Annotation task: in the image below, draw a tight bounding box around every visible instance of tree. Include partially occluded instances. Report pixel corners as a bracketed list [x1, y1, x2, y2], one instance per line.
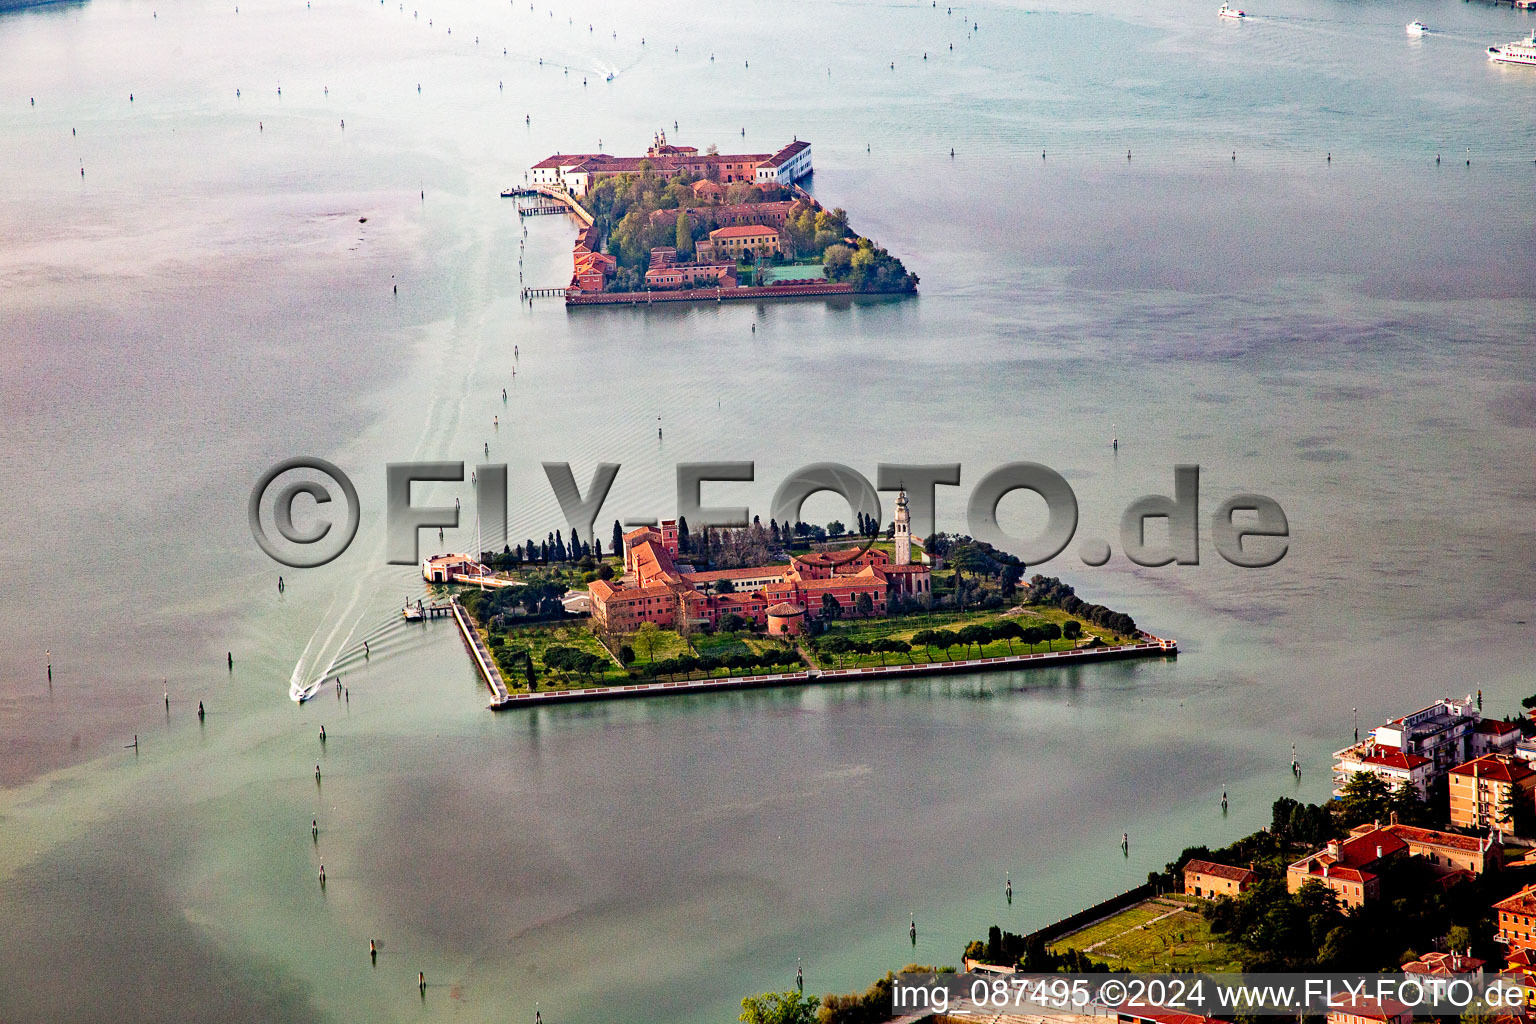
[821, 593, 842, 620]
[633, 621, 663, 663]
[675, 210, 694, 257]
[612, 520, 624, 560]
[618, 644, 636, 668]
[823, 243, 853, 281]
[677, 516, 691, 553]
[1338, 772, 1394, 828]
[855, 592, 874, 617]
[1039, 622, 1062, 651]
[1062, 620, 1082, 643]
[715, 578, 737, 594]
[1500, 784, 1536, 837]
[957, 623, 992, 658]
[739, 990, 820, 1024]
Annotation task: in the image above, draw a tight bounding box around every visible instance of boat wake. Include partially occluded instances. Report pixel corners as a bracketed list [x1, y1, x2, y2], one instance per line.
[288, 579, 372, 702]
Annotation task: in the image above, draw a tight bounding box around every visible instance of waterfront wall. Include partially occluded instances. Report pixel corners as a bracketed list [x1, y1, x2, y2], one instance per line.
[1026, 883, 1156, 946]
[566, 281, 855, 305]
[489, 637, 1175, 710]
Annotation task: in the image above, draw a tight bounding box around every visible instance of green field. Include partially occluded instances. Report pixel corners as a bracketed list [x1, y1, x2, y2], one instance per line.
[1048, 897, 1243, 971]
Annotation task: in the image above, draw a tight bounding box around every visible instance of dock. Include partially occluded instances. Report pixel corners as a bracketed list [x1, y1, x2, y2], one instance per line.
[521, 286, 569, 299]
[449, 596, 510, 704]
[403, 599, 453, 620]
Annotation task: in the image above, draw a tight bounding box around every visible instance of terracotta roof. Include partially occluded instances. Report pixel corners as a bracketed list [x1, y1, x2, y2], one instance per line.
[1478, 719, 1522, 735]
[1328, 995, 1411, 1020]
[1451, 755, 1536, 784]
[1184, 859, 1253, 883]
[766, 602, 805, 616]
[686, 566, 788, 582]
[1340, 828, 1408, 864]
[1120, 1009, 1223, 1024]
[1360, 751, 1432, 770]
[1402, 951, 1485, 975]
[709, 224, 779, 239]
[1495, 883, 1536, 916]
[1385, 823, 1492, 854]
[763, 139, 811, 166]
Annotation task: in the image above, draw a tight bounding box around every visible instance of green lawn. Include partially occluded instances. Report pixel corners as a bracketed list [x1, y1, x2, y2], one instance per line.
[1049, 898, 1243, 971]
[487, 624, 624, 690]
[807, 606, 1128, 671]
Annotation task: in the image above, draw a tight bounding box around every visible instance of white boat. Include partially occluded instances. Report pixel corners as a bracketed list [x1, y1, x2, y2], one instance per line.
[1406, 20, 1428, 36]
[1488, 30, 1536, 65]
[1219, 3, 1246, 19]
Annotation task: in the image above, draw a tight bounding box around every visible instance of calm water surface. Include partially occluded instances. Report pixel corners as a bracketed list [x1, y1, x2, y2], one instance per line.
[1, 0, 1533, 1020]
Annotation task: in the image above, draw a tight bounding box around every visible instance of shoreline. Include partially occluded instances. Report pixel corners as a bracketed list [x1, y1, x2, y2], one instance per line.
[481, 636, 1176, 709]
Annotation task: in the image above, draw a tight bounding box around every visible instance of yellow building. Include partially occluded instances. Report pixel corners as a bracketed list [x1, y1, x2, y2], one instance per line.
[1448, 755, 1536, 832]
[708, 224, 781, 259]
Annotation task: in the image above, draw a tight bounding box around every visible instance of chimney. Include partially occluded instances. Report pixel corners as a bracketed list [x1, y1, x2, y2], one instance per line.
[1323, 863, 1330, 879]
[1376, 844, 1384, 861]
[1390, 810, 1399, 826]
[1328, 840, 1342, 860]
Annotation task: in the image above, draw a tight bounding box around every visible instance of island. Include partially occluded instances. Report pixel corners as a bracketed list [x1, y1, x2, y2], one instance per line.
[516, 133, 918, 305]
[424, 489, 1172, 707]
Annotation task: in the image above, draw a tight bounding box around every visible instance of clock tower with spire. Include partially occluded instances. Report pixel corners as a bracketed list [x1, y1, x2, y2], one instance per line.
[893, 488, 911, 565]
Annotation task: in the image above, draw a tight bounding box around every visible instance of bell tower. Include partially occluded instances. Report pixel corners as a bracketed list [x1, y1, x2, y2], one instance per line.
[893, 488, 911, 565]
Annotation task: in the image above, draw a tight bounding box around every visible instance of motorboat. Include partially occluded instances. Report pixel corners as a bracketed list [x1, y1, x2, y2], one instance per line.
[1219, 3, 1246, 18]
[1406, 20, 1428, 35]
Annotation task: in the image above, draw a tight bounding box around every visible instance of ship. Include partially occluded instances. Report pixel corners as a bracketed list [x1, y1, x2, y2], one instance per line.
[1219, 3, 1246, 19]
[1488, 30, 1536, 66]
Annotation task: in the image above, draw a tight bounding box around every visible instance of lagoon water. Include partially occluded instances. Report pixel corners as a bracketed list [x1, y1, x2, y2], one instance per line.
[1, 0, 1533, 1020]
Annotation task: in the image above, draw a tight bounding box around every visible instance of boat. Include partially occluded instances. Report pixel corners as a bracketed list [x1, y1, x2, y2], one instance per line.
[1406, 20, 1427, 35]
[501, 188, 518, 198]
[404, 603, 424, 621]
[1219, 3, 1246, 18]
[1488, 30, 1536, 65]
[605, 72, 614, 82]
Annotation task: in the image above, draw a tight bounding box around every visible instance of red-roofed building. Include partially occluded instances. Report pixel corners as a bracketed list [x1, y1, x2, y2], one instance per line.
[708, 224, 782, 259]
[1401, 950, 1485, 977]
[529, 132, 811, 197]
[1349, 820, 1501, 876]
[1118, 1009, 1224, 1024]
[590, 498, 929, 634]
[1497, 885, 1536, 952]
[1327, 995, 1412, 1024]
[1183, 859, 1254, 899]
[1287, 828, 1408, 907]
[1334, 741, 1434, 798]
[1450, 755, 1536, 832]
[1475, 719, 1523, 758]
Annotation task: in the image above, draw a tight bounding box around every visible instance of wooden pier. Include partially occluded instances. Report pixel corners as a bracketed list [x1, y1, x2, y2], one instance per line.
[403, 600, 454, 620]
[518, 200, 570, 216]
[521, 286, 569, 299]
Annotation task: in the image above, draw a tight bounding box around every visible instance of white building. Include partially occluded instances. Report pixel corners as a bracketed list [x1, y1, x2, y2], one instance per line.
[1372, 696, 1481, 774]
[754, 140, 813, 185]
[893, 488, 911, 565]
[1332, 743, 1434, 798]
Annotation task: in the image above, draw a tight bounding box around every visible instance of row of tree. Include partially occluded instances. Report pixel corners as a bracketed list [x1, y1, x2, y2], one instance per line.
[487, 528, 602, 568]
[1026, 575, 1138, 637]
[647, 647, 804, 680]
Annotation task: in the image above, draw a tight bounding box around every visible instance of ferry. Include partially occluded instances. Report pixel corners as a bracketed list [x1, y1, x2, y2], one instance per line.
[1488, 30, 1536, 66]
[1219, 3, 1246, 19]
[1406, 20, 1428, 36]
